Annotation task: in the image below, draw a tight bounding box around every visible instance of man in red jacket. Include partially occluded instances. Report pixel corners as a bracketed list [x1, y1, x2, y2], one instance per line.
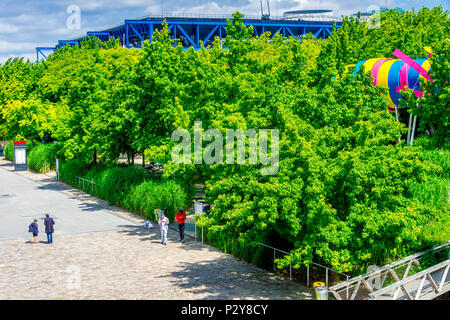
[176, 208, 186, 243]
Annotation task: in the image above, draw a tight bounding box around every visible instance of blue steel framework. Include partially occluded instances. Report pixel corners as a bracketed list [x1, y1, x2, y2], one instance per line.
[36, 47, 56, 61]
[36, 16, 341, 60]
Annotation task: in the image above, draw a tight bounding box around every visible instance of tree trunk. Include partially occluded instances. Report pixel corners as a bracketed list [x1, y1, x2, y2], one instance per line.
[142, 153, 145, 167]
[93, 149, 97, 164]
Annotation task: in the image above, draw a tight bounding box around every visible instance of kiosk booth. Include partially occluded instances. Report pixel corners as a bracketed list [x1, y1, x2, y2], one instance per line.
[13, 141, 27, 171]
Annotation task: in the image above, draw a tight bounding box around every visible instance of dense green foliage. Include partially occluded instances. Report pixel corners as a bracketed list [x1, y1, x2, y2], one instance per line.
[0, 7, 448, 274]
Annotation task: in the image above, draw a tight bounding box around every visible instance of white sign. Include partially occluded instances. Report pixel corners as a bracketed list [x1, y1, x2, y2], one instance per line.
[14, 148, 26, 164]
[194, 201, 203, 214]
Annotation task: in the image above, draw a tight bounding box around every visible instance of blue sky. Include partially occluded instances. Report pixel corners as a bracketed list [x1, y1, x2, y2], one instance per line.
[0, 0, 448, 63]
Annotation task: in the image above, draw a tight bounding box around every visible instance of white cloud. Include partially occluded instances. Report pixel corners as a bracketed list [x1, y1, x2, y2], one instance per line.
[0, 52, 36, 65]
[0, 40, 38, 54]
[0, 0, 447, 63]
[0, 22, 20, 34]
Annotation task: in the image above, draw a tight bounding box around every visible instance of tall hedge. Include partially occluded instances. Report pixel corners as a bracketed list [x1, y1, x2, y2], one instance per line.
[4, 141, 13, 161]
[58, 161, 189, 222]
[27, 142, 60, 173]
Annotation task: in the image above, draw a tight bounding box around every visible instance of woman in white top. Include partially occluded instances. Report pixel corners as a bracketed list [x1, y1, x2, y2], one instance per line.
[158, 213, 169, 245]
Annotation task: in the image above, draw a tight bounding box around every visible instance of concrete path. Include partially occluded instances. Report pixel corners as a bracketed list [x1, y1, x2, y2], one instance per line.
[0, 229, 313, 300]
[0, 164, 138, 241]
[0, 158, 312, 300]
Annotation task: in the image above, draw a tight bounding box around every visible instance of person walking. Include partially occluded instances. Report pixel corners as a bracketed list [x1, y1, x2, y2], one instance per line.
[44, 214, 55, 244]
[203, 203, 211, 214]
[28, 219, 39, 244]
[176, 208, 186, 243]
[158, 213, 169, 245]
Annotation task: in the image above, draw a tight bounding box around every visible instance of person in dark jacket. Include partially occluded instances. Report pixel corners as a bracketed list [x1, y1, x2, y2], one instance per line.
[44, 214, 55, 244]
[28, 219, 39, 244]
[203, 203, 211, 214]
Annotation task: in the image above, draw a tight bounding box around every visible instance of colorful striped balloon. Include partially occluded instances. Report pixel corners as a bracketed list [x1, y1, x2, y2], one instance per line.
[354, 57, 432, 108]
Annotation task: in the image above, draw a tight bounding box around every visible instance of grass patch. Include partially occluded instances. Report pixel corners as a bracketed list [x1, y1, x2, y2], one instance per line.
[409, 142, 450, 246]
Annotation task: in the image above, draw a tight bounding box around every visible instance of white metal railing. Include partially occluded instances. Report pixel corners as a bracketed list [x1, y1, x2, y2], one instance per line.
[258, 242, 292, 280]
[329, 240, 450, 300]
[368, 260, 450, 300]
[69, 12, 343, 42]
[74, 176, 101, 196]
[137, 12, 343, 22]
[138, 12, 253, 20]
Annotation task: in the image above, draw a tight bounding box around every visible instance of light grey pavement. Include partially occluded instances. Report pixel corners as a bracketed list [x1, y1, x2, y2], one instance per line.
[0, 165, 138, 241]
[0, 229, 313, 300]
[0, 158, 312, 300]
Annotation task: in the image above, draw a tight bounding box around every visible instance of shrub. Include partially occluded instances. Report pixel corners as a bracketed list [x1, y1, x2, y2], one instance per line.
[59, 160, 88, 185]
[4, 141, 13, 161]
[421, 213, 450, 246]
[124, 179, 189, 222]
[94, 165, 150, 207]
[27, 142, 60, 173]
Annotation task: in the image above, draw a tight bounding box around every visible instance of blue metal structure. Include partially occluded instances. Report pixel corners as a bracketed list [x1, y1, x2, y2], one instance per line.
[36, 14, 342, 60]
[36, 47, 56, 62]
[58, 40, 79, 49]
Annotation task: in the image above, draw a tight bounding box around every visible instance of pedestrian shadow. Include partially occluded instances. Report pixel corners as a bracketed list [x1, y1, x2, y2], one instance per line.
[36, 182, 71, 192]
[117, 224, 160, 241]
[78, 202, 104, 212]
[23, 240, 49, 244]
[156, 259, 312, 300]
[118, 223, 207, 247]
[33, 180, 112, 209]
[116, 225, 217, 253]
[117, 224, 182, 243]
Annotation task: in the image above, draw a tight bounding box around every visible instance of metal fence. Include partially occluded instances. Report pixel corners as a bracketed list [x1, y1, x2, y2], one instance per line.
[135, 12, 343, 22]
[192, 212, 350, 289]
[329, 241, 450, 300]
[74, 176, 101, 197]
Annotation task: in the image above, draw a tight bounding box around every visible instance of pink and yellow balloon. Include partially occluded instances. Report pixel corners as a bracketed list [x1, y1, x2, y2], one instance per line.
[353, 49, 433, 108]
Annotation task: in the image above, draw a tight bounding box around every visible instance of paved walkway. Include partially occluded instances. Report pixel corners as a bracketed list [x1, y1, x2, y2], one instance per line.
[0, 158, 312, 300]
[0, 162, 139, 241]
